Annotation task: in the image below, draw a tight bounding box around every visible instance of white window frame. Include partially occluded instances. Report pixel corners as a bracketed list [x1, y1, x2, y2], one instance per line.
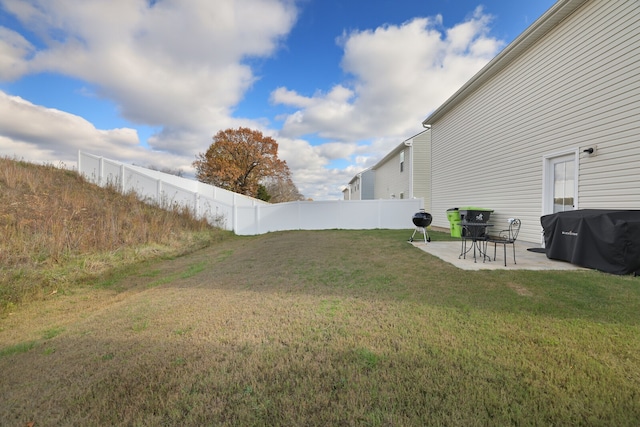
[542, 149, 579, 217]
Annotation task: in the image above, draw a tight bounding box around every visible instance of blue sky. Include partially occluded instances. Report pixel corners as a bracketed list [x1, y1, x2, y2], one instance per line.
[0, 0, 556, 199]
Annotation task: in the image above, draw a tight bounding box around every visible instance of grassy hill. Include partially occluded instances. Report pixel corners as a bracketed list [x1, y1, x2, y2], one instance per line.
[0, 157, 228, 315]
[1, 157, 639, 425]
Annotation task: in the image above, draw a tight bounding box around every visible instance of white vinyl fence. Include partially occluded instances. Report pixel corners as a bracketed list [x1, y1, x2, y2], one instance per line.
[78, 151, 424, 235]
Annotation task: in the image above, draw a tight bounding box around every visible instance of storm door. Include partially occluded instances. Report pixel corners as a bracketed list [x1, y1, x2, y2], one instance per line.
[544, 152, 577, 216]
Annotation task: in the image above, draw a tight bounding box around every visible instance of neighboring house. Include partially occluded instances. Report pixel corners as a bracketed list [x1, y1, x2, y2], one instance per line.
[343, 167, 375, 200]
[342, 187, 350, 200]
[343, 129, 431, 211]
[372, 130, 431, 210]
[421, 0, 640, 244]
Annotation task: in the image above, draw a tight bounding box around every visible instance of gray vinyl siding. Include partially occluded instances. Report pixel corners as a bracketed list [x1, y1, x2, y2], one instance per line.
[374, 147, 410, 199]
[429, 0, 640, 244]
[361, 169, 375, 200]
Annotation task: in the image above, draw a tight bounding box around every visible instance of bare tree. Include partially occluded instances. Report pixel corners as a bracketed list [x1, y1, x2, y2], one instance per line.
[263, 176, 305, 203]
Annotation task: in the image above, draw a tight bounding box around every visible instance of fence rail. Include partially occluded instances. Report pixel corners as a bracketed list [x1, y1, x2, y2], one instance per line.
[78, 151, 423, 235]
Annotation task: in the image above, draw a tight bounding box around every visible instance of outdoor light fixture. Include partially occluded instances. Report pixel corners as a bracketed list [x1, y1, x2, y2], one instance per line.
[583, 147, 594, 154]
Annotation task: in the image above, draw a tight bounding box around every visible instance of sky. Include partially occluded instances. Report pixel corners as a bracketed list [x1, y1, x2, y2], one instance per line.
[0, 0, 557, 200]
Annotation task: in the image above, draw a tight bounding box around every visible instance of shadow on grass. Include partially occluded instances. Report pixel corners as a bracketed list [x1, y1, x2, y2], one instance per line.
[1, 308, 638, 426]
[136, 229, 640, 327]
[2, 228, 640, 425]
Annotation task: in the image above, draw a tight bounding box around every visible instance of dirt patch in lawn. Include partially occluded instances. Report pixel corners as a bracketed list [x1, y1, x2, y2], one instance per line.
[507, 282, 533, 296]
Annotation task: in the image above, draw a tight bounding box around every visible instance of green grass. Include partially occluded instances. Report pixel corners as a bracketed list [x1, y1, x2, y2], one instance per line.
[0, 341, 37, 358]
[147, 260, 209, 288]
[1, 229, 639, 426]
[41, 327, 65, 340]
[2, 157, 638, 424]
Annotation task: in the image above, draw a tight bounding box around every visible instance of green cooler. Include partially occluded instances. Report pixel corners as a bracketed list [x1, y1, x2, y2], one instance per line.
[446, 208, 462, 238]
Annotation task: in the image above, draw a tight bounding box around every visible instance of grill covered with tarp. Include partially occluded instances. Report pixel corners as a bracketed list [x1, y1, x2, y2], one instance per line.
[541, 209, 640, 275]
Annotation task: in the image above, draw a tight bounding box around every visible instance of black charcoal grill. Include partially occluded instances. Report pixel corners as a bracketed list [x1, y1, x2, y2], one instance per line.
[409, 209, 432, 243]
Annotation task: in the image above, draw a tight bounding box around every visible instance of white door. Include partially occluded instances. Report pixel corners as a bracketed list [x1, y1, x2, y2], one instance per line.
[544, 152, 577, 216]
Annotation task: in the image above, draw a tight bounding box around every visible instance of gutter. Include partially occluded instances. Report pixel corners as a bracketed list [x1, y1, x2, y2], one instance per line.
[422, 0, 588, 126]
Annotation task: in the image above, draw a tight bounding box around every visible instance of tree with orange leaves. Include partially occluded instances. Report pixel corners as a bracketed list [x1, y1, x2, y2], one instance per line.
[193, 127, 300, 200]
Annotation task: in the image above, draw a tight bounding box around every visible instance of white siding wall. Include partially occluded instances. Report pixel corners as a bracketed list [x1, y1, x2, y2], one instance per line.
[349, 179, 361, 200]
[430, 0, 640, 243]
[374, 147, 411, 199]
[412, 131, 431, 213]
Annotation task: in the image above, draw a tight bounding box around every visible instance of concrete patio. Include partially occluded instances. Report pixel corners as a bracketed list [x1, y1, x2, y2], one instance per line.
[410, 239, 586, 271]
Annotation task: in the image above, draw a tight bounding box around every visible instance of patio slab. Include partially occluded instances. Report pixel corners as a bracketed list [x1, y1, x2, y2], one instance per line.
[409, 240, 587, 271]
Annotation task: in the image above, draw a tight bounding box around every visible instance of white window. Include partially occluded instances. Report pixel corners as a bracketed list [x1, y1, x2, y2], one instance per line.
[543, 151, 578, 215]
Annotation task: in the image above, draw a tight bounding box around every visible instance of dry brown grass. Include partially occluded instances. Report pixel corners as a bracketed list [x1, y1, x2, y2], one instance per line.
[1, 157, 639, 425]
[1, 229, 639, 426]
[0, 157, 227, 314]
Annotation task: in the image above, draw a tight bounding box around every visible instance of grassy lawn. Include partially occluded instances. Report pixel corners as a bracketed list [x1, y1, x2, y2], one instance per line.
[1, 229, 639, 426]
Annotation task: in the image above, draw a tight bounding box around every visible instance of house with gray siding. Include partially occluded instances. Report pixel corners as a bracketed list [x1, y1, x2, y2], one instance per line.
[343, 130, 431, 210]
[343, 167, 375, 200]
[421, 0, 640, 244]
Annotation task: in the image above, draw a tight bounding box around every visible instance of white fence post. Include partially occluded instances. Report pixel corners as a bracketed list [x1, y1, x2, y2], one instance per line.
[255, 204, 260, 235]
[120, 165, 125, 193]
[232, 193, 238, 232]
[99, 157, 104, 186]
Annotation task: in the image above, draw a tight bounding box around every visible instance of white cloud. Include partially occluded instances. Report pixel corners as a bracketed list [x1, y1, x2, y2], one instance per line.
[315, 141, 358, 161]
[274, 85, 358, 140]
[270, 87, 314, 109]
[274, 8, 502, 149]
[0, 90, 193, 171]
[0, 0, 298, 156]
[0, 1, 505, 200]
[0, 27, 33, 80]
[275, 136, 369, 200]
[274, 133, 407, 200]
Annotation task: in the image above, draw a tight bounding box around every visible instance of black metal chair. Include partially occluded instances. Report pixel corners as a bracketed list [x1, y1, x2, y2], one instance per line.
[486, 219, 521, 266]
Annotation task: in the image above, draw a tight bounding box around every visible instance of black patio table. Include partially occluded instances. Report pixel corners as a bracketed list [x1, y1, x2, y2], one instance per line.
[460, 221, 493, 263]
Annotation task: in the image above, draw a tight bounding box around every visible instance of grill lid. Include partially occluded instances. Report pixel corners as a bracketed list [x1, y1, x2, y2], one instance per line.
[412, 210, 432, 227]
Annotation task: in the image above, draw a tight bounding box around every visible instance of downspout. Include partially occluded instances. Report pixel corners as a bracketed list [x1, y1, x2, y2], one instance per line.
[422, 124, 432, 210]
[404, 139, 413, 199]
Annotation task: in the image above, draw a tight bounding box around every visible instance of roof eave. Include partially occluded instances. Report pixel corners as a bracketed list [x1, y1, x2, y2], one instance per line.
[422, 0, 588, 126]
[371, 129, 430, 170]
